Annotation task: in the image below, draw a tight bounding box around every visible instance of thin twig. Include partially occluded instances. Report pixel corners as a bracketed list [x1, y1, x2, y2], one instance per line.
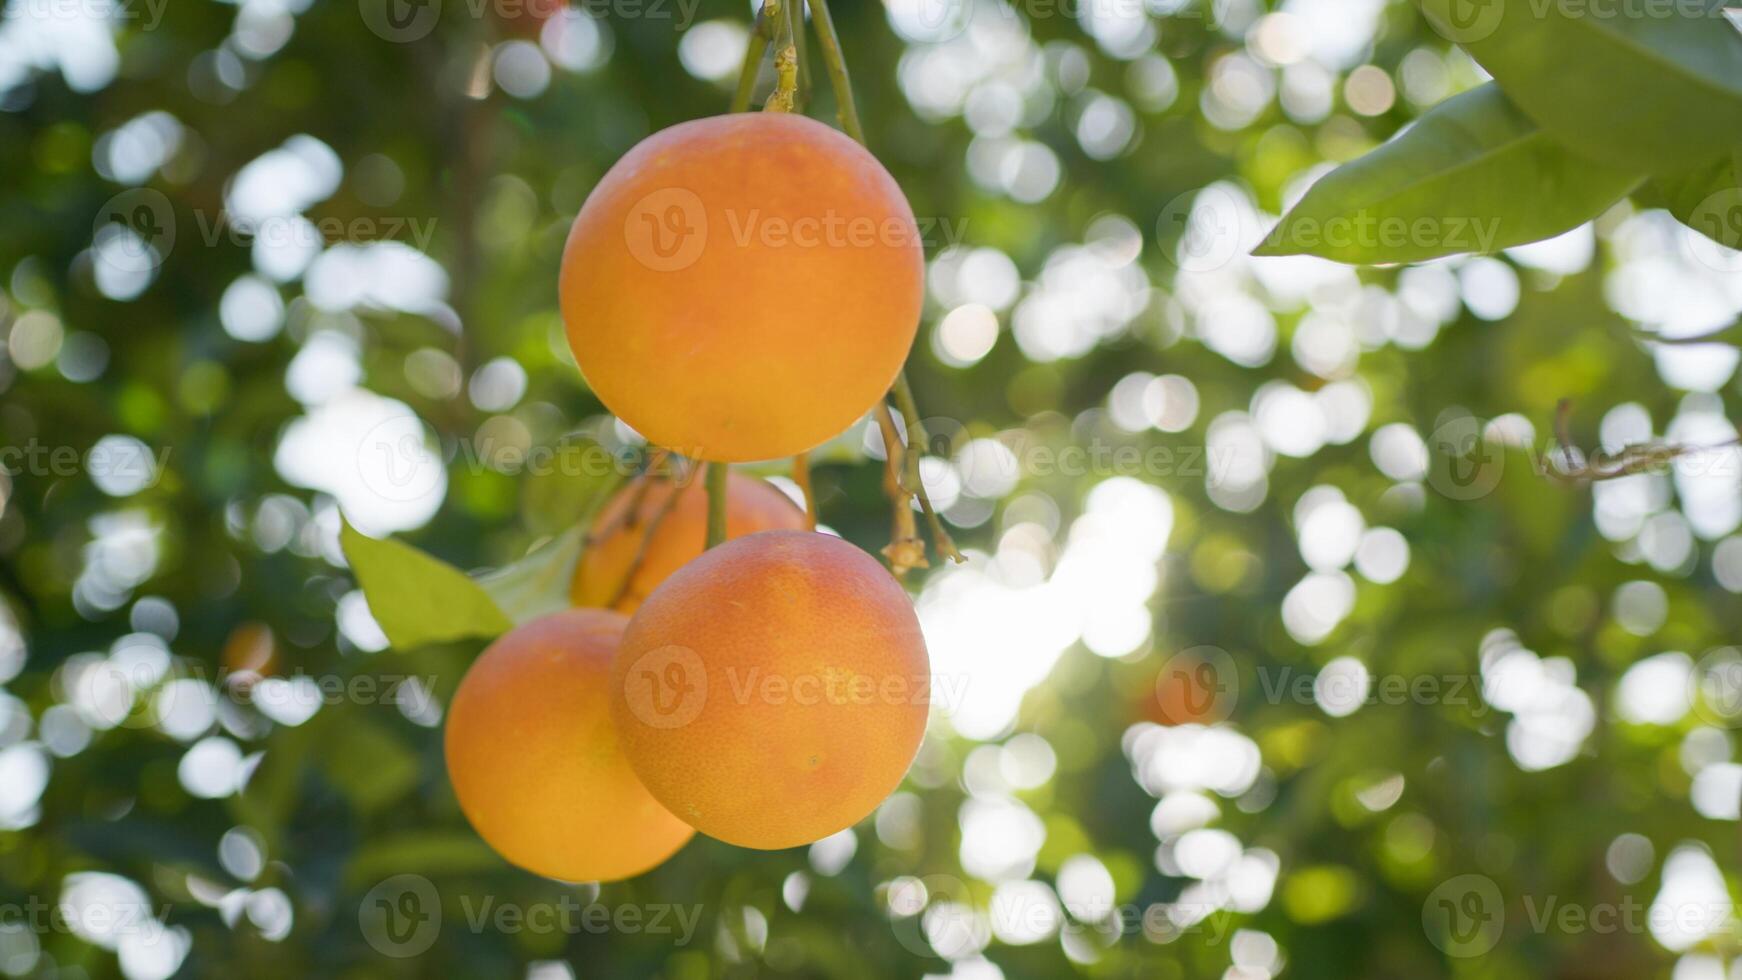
[789, 0, 810, 110]
[806, 0, 864, 141]
[792, 452, 818, 531]
[608, 467, 695, 608]
[808, 1, 961, 565]
[705, 461, 730, 549]
[875, 404, 926, 578]
[1545, 399, 1742, 483]
[584, 448, 669, 545]
[730, 1, 774, 113]
[1631, 318, 1742, 346]
[1555, 439, 1742, 482]
[760, 0, 798, 113]
[1554, 399, 1578, 473]
[891, 373, 964, 563]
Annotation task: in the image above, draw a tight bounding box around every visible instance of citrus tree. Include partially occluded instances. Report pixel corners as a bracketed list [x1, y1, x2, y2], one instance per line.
[0, 0, 1740, 978]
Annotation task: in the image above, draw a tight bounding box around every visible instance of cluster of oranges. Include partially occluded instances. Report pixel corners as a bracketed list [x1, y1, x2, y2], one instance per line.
[443, 112, 935, 880]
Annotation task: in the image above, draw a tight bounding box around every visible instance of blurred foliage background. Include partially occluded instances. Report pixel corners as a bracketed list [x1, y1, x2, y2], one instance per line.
[3, 0, 1742, 977]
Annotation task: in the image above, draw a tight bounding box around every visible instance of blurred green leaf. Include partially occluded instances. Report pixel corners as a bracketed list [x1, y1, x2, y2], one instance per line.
[516, 435, 625, 535]
[1257, 84, 1640, 264]
[344, 831, 507, 890]
[1415, 0, 1742, 170]
[340, 518, 513, 649]
[321, 709, 423, 816]
[1651, 147, 1742, 248]
[473, 526, 585, 626]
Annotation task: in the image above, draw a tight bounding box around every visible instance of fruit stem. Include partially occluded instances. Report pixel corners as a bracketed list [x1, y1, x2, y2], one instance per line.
[792, 452, 818, 531]
[761, 0, 798, 113]
[608, 465, 695, 608]
[586, 448, 669, 544]
[705, 461, 729, 549]
[730, 0, 773, 113]
[891, 373, 964, 564]
[874, 404, 926, 578]
[789, 0, 810, 109]
[810, 0, 962, 568]
[806, 0, 864, 143]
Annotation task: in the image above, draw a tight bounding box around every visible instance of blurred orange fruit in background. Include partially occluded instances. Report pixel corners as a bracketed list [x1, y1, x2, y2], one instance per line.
[570, 470, 806, 613]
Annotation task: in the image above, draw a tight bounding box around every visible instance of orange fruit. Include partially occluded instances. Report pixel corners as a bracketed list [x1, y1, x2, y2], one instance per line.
[609, 530, 930, 849]
[559, 113, 924, 462]
[571, 470, 806, 613]
[444, 609, 693, 881]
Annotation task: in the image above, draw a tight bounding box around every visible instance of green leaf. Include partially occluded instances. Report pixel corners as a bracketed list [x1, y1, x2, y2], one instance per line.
[344, 831, 506, 890]
[320, 709, 424, 816]
[1255, 84, 1642, 265]
[1651, 148, 1742, 249]
[1415, 0, 1742, 171]
[516, 435, 626, 535]
[473, 526, 586, 626]
[340, 519, 513, 649]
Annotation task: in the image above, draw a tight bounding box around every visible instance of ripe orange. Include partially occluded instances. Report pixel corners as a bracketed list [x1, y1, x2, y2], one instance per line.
[609, 530, 930, 849]
[559, 113, 924, 462]
[571, 470, 806, 613]
[444, 609, 693, 881]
